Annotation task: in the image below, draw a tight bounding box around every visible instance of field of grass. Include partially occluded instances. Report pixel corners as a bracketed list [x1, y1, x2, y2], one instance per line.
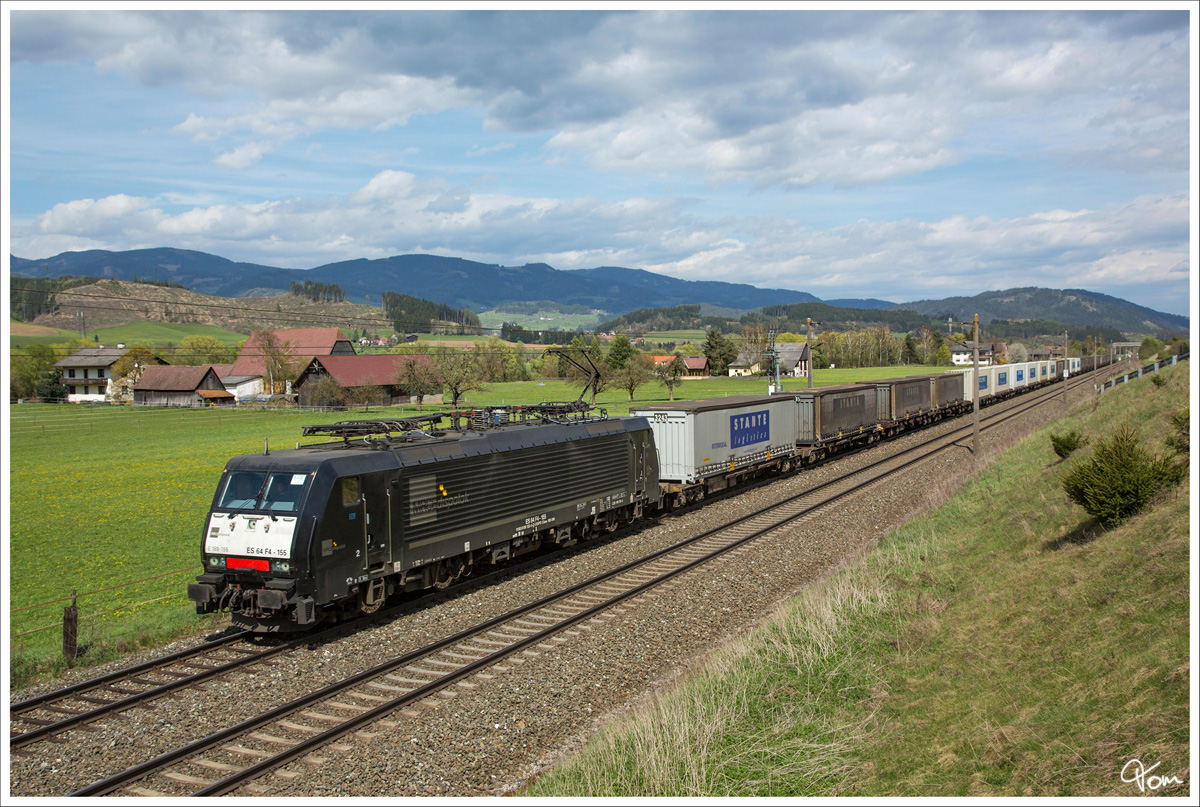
[478, 309, 603, 331]
[7, 404, 366, 686]
[10, 320, 248, 351]
[529, 362, 1190, 797]
[640, 329, 707, 346]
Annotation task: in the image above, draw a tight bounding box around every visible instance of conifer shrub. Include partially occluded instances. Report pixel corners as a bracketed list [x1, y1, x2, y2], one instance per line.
[1165, 406, 1189, 456]
[1061, 423, 1184, 528]
[1151, 372, 1166, 387]
[1049, 430, 1088, 459]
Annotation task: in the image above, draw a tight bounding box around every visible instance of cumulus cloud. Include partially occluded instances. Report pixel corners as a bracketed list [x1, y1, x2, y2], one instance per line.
[213, 141, 273, 170]
[10, 9, 1189, 188]
[13, 174, 1188, 313]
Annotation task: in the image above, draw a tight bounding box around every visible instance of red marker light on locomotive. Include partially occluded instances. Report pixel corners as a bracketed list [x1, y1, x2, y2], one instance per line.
[226, 557, 270, 571]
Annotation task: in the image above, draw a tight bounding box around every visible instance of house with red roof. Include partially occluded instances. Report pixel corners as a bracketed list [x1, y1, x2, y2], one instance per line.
[294, 354, 442, 408]
[229, 328, 356, 393]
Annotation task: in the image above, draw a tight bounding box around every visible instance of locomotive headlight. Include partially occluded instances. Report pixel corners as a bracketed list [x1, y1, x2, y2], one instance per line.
[207, 556, 226, 569]
[270, 560, 291, 573]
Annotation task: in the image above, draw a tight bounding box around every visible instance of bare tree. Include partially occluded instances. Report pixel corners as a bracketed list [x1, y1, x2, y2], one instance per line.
[431, 347, 485, 407]
[396, 356, 441, 410]
[253, 330, 301, 394]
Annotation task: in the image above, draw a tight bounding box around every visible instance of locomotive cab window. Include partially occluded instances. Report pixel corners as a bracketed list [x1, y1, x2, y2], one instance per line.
[218, 470, 308, 512]
[219, 471, 266, 510]
[262, 473, 308, 512]
[341, 477, 360, 507]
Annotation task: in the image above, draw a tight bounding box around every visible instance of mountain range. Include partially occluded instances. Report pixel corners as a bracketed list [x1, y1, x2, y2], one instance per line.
[9, 248, 1188, 335]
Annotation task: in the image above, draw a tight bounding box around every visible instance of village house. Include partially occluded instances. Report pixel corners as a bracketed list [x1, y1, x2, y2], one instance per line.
[651, 355, 709, 377]
[209, 363, 265, 402]
[950, 341, 995, 366]
[133, 365, 234, 407]
[293, 354, 442, 408]
[775, 343, 811, 378]
[53, 346, 167, 403]
[229, 328, 356, 394]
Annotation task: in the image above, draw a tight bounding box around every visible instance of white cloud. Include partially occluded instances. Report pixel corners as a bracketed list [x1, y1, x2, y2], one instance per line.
[213, 141, 272, 170]
[13, 178, 1188, 313]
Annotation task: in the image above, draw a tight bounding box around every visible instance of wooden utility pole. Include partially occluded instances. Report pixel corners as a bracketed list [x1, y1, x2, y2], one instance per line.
[973, 314, 980, 455]
[1063, 331, 1068, 404]
[806, 318, 815, 389]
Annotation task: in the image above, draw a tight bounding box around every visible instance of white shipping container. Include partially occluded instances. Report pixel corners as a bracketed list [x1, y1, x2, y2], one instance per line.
[631, 395, 798, 484]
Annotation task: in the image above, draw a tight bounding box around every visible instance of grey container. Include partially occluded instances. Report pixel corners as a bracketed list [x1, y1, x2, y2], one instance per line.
[778, 384, 879, 444]
[630, 395, 798, 484]
[867, 375, 934, 422]
[932, 373, 964, 409]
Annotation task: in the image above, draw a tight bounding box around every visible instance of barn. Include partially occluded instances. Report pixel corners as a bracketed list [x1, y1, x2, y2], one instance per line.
[133, 365, 234, 407]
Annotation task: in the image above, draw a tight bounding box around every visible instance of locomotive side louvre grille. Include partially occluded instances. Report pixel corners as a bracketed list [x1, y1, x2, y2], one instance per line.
[400, 435, 632, 543]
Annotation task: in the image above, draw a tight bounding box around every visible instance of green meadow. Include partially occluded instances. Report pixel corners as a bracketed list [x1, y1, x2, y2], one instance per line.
[10, 321, 248, 351]
[8, 405, 356, 685]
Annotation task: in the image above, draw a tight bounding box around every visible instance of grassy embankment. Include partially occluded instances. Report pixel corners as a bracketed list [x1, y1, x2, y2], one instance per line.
[530, 362, 1191, 797]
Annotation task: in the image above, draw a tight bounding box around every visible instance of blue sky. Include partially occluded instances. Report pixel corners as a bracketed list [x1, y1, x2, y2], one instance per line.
[3, 5, 1195, 316]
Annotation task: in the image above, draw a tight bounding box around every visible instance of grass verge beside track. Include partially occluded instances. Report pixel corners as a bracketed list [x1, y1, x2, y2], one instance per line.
[528, 363, 1190, 797]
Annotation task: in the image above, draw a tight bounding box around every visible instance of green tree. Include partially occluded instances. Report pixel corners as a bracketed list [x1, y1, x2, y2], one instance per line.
[1061, 423, 1183, 528]
[934, 344, 952, 366]
[612, 354, 654, 402]
[606, 333, 636, 370]
[178, 334, 236, 366]
[111, 345, 160, 381]
[654, 354, 688, 401]
[902, 333, 920, 365]
[703, 329, 739, 375]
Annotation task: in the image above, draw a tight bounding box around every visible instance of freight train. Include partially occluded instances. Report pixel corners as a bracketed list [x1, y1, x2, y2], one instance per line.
[188, 358, 1090, 631]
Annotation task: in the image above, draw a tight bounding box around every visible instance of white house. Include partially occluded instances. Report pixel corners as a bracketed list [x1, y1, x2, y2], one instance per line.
[52, 346, 166, 403]
[950, 341, 994, 366]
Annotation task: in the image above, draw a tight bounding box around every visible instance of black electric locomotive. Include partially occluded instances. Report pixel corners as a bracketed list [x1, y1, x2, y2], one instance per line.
[189, 412, 660, 631]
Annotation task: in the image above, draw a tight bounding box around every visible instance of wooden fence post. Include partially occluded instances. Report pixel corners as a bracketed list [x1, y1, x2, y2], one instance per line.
[63, 589, 79, 662]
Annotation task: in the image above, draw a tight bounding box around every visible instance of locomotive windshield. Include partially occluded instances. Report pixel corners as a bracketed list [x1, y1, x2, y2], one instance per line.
[218, 470, 308, 513]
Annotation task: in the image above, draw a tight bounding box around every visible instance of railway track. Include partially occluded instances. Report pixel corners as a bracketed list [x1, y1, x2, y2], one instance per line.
[61, 372, 1094, 797]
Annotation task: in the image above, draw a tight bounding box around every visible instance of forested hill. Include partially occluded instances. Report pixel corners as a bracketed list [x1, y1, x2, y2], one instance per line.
[896, 287, 1187, 335]
[601, 301, 1126, 344]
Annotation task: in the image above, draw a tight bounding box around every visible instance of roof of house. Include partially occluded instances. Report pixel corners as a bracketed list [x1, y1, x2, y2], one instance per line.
[229, 328, 354, 376]
[53, 347, 131, 368]
[134, 364, 222, 392]
[950, 341, 994, 353]
[775, 343, 810, 365]
[299, 353, 439, 387]
[684, 356, 708, 371]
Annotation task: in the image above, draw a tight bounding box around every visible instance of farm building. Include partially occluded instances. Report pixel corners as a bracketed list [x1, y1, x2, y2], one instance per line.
[775, 343, 811, 378]
[210, 363, 264, 401]
[133, 365, 234, 407]
[53, 346, 167, 403]
[229, 328, 356, 393]
[294, 354, 443, 408]
[651, 355, 709, 377]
